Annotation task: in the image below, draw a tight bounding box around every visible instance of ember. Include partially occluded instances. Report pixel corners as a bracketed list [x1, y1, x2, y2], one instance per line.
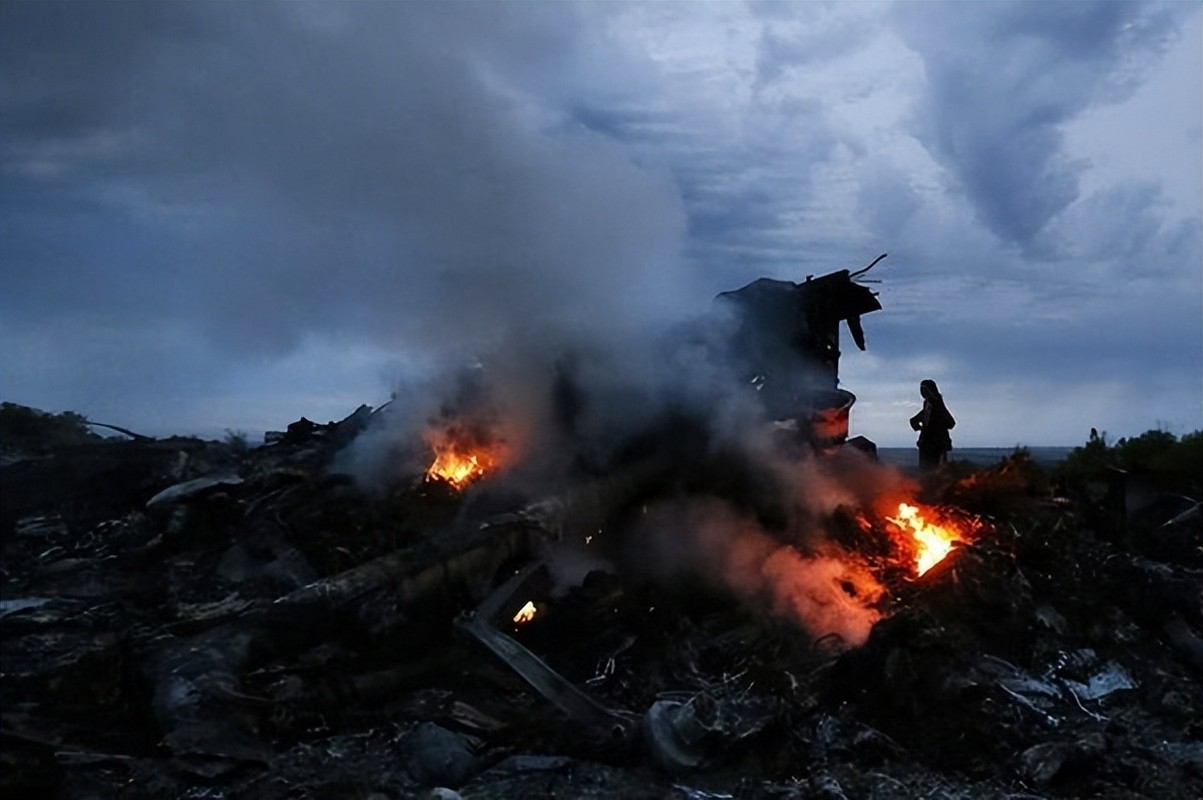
[887, 502, 967, 575]
[512, 600, 537, 624]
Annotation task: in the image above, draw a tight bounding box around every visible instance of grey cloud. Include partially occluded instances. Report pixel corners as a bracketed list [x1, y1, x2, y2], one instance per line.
[1, 2, 690, 364]
[857, 164, 922, 239]
[892, 1, 1184, 250]
[0, 314, 221, 429]
[1040, 182, 1202, 268]
[0, 1, 1197, 448]
[866, 252, 1201, 392]
[753, 10, 875, 90]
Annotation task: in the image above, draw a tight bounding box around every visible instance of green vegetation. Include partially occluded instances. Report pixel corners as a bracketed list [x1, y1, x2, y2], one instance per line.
[223, 429, 251, 456]
[1056, 427, 1203, 497]
[0, 402, 102, 455]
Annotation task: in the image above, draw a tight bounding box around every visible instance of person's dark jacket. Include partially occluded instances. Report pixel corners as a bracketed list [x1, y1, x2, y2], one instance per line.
[910, 398, 955, 452]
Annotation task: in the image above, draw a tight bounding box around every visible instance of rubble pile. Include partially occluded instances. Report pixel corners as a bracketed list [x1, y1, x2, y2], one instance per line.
[2, 407, 1201, 799]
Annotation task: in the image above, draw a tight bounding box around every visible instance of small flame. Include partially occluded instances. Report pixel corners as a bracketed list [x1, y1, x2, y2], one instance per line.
[887, 502, 961, 575]
[423, 425, 506, 489]
[427, 448, 488, 487]
[513, 600, 537, 624]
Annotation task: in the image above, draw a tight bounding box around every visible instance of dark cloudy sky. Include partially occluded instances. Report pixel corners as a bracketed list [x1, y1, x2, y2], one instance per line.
[2, 1, 1200, 447]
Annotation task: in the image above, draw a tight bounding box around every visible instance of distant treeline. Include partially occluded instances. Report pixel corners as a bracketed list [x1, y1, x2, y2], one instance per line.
[0, 402, 101, 455]
[1057, 428, 1203, 496]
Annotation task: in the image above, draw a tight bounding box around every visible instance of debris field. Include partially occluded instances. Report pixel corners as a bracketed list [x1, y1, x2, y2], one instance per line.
[2, 405, 1201, 800]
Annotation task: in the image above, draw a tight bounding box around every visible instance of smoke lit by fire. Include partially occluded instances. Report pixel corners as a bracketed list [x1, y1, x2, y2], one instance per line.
[364, 353, 986, 652]
[638, 499, 887, 647]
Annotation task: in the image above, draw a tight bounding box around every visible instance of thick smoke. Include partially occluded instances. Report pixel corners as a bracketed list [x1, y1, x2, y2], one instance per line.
[332, 257, 915, 647]
[0, 2, 702, 405]
[331, 206, 913, 648]
[633, 498, 886, 647]
[604, 445, 918, 646]
[121, 5, 910, 644]
[337, 294, 761, 495]
[781, 445, 918, 519]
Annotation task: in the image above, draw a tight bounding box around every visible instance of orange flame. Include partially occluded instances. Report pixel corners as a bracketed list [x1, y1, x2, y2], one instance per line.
[423, 426, 506, 489]
[887, 502, 962, 575]
[513, 600, 536, 624]
[427, 448, 490, 487]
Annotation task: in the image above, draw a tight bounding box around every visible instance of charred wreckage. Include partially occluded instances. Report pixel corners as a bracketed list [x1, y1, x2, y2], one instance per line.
[2, 257, 1201, 799]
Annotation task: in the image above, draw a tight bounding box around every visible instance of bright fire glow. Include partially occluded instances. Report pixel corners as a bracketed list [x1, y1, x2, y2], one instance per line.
[423, 426, 506, 489]
[427, 448, 490, 487]
[513, 600, 537, 624]
[887, 502, 961, 575]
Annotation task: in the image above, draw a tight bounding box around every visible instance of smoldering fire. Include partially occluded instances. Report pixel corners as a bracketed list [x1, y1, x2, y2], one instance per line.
[340, 262, 970, 647]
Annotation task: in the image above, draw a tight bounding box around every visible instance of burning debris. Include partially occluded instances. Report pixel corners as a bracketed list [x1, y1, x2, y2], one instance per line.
[884, 501, 979, 576]
[424, 426, 508, 489]
[512, 600, 537, 624]
[418, 370, 514, 491]
[2, 257, 1201, 799]
[715, 255, 884, 451]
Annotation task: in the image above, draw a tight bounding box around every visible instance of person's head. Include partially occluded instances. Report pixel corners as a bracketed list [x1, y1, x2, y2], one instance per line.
[920, 379, 940, 401]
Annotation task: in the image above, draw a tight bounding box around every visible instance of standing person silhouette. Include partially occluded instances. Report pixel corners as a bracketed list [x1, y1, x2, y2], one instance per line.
[909, 379, 955, 471]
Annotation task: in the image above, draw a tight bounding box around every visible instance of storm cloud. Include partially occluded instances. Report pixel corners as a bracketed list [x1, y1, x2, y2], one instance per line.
[1, 1, 1199, 445]
[2, 3, 689, 353]
[893, 1, 1183, 249]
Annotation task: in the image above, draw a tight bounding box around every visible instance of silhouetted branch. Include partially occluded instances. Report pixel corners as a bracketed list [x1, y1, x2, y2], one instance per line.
[85, 421, 152, 440]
